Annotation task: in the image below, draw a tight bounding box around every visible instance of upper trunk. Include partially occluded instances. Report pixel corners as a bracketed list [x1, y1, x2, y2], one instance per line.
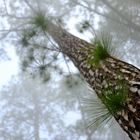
[47, 21, 140, 140]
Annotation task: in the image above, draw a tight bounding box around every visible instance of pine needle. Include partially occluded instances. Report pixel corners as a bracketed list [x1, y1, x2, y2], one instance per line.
[101, 78, 128, 115]
[31, 11, 48, 30]
[87, 32, 113, 67]
[81, 93, 113, 130]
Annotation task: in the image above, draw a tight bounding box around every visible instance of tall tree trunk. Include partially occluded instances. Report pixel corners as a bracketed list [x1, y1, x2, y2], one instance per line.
[46, 21, 140, 140]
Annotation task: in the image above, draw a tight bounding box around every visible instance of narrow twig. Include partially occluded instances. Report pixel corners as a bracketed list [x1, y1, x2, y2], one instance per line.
[73, 0, 132, 29]
[23, 0, 37, 14]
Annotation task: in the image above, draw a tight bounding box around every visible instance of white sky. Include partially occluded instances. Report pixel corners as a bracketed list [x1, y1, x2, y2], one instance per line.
[0, 46, 19, 88]
[64, 111, 81, 126]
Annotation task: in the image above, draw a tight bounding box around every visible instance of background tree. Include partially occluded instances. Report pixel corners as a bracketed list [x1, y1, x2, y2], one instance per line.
[0, 75, 84, 140]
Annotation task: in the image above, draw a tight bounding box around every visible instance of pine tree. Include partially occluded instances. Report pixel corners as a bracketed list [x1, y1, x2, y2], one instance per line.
[45, 19, 140, 140]
[1, 0, 140, 138]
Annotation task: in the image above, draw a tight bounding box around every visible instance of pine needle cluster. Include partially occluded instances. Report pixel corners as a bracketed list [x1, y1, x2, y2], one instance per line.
[82, 93, 113, 130]
[87, 33, 113, 67]
[101, 79, 128, 115]
[31, 12, 48, 30]
[82, 78, 128, 130]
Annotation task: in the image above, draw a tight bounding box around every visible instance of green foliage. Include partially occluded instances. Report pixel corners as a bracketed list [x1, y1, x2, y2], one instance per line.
[78, 20, 91, 33]
[63, 75, 81, 89]
[31, 12, 48, 30]
[82, 93, 113, 129]
[20, 12, 48, 47]
[82, 78, 128, 130]
[82, 21, 90, 29]
[101, 79, 128, 115]
[87, 33, 113, 67]
[21, 36, 29, 47]
[20, 29, 36, 47]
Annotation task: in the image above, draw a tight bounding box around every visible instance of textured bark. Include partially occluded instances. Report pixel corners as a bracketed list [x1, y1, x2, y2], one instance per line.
[47, 21, 140, 140]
